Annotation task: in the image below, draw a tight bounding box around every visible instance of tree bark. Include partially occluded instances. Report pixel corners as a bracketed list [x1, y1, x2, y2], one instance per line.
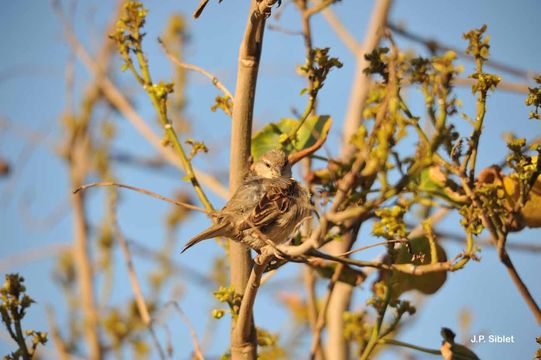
[229, 1, 276, 358]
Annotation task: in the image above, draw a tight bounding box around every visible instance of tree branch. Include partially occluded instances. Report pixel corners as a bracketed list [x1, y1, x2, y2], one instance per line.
[74, 181, 209, 214]
[341, 0, 393, 159]
[228, 1, 278, 358]
[56, 8, 228, 200]
[112, 209, 166, 360]
[160, 39, 234, 102]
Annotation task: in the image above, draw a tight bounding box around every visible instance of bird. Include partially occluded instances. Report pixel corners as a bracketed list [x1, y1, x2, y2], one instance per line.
[181, 149, 312, 253]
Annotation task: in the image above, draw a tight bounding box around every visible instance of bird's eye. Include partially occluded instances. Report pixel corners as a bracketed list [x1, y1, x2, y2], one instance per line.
[264, 161, 271, 168]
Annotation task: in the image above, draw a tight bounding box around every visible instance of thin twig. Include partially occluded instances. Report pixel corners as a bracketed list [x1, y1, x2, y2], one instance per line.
[19, 195, 70, 230]
[408, 208, 450, 239]
[389, 22, 537, 80]
[46, 307, 71, 360]
[338, 239, 407, 257]
[160, 39, 234, 100]
[453, 77, 530, 94]
[73, 181, 210, 214]
[267, 23, 303, 36]
[499, 246, 541, 324]
[321, 7, 360, 54]
[114, 11, 215, 214]
[305, 0, 336, 18]
[55, 7, 228, 200]
[128, 240, 215, 287]
[112, 207, 167, 360]
[0, 243, 69, 273]
[378, 338, 441, 355]
[440, 231, 541, 253]
[164, 302, 205, 360]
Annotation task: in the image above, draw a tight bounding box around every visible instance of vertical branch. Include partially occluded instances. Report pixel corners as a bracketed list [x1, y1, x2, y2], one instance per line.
[229, 0, 277, 358]
[310, 263, 344, 359]
[234, 256, 273, 343]
[71, 172, 101, 360]
[112, 207, 167, 359]
[322, 2, 392, 358]
[324, 225, 359, 360]
[340, 0, 392, 159]
[54, 3, 124, 358]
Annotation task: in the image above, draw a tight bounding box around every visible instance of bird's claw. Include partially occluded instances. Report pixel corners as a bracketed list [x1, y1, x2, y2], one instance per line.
[255, 245, 285, 265]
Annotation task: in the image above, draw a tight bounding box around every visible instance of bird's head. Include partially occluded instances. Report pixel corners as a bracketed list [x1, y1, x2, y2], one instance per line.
[251, 149, 292, 178]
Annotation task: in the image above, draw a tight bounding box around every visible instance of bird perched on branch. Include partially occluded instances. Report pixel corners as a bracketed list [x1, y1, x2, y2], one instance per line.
[181, 149, 312, 253]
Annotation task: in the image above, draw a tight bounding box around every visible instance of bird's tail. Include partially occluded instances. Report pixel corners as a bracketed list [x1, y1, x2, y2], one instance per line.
[181, 222, 230, 253]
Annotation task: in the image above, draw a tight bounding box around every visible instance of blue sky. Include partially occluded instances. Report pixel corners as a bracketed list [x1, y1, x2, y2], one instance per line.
[1, 0, 540, 359]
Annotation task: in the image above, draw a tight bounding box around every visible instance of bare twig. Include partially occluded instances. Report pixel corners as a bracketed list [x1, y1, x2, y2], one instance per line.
[267, 23, 303, 36]
[0, 243, 69, 273]
[74, 181, 210, 214]
[164, 302, 205, 360]
[0, 118, 55, 206]
[440, 231, 541, 253]
[19, 195, 70, 230]
[499, 246, 541, 324]
[112, 207, 167, 359]
[160, 39, 234, 100]
[321, 7, 360, 54]
[46, 308, 71, 360]
[338, 239, 407, 257]
[453, 77, 530, 94]
[55, 7, 228, 200]
[128, 240, 215, 287]
[378, 338, 441, 356]
[389, 22, 538, 80]
[408, 208, 450, 239]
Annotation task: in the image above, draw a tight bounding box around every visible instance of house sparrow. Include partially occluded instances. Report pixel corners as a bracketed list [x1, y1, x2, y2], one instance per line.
[181, 150, 312, 253]
[248, 148, 292, 179]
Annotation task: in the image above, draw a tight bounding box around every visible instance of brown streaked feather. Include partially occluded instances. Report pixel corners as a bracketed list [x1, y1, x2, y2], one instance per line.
[239, 179, 295, 231]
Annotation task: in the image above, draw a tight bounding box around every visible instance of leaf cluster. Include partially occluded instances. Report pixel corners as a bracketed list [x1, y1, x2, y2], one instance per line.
[1, 274, 47, 360]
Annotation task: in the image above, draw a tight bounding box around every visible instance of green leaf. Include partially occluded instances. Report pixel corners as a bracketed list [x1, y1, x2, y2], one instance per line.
[251, 115, 332, 160]
[383, 237, 448, 299]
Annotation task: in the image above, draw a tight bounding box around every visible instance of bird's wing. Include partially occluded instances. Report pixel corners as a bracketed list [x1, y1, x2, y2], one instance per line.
[238, 177, 295, 231]
[222, 177, 267, 214]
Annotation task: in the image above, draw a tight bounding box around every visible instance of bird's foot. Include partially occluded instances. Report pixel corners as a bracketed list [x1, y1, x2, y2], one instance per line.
[255, 245, 286, 265]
